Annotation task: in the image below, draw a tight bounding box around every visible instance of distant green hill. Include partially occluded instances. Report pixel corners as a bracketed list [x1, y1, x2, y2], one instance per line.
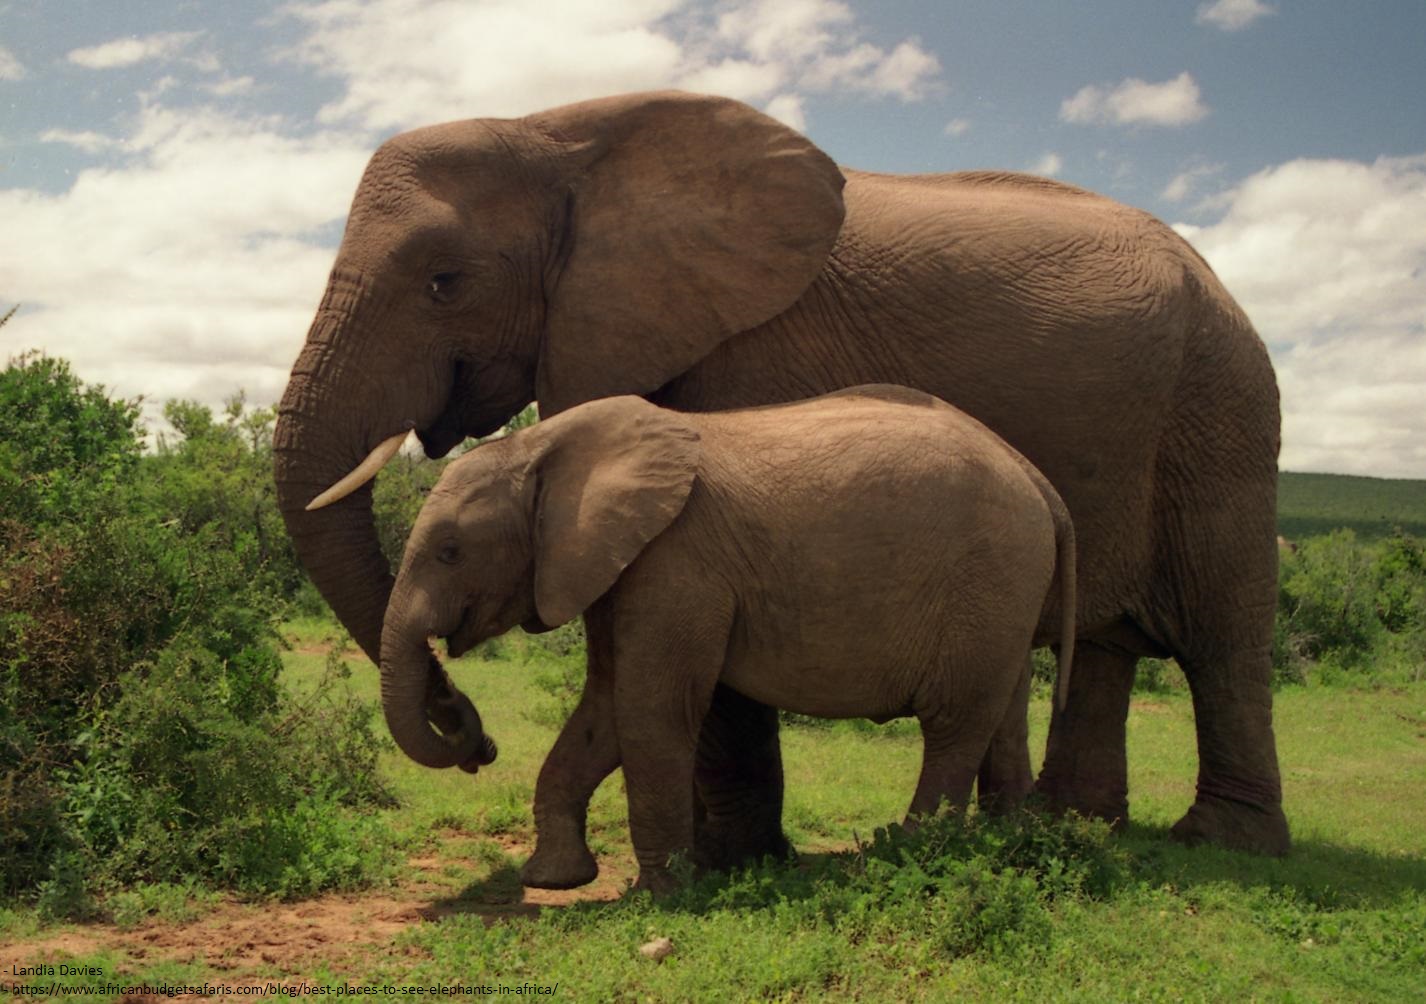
[1278, 471, 1426, 542]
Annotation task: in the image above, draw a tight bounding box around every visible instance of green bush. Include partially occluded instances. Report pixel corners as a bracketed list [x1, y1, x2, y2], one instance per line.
[0, 355, 396, 906]
[664, 807, 1125, 963]
[1275, 529, 1426, 683]
[143, 394, 304, 601]
[0, 352, 142, 528]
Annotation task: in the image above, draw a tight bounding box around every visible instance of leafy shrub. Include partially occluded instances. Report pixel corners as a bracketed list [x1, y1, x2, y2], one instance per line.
[827, 810, 1123, 961]
[0, 352, 142, 528]
[1275, 529, 1426, 683]
[0, 355, 396, 906]
[663, 807, 1124, 963]
[143, 394, 304, 602]
[62, 643, 396, 894]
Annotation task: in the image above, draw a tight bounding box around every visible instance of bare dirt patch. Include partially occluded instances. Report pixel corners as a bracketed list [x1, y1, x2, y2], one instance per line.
[1, 840, 635, 986]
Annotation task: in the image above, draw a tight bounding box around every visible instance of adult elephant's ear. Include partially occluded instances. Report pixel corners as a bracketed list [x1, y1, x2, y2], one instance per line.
[527, 396, 701, 627]
[528, 91, 847, 415]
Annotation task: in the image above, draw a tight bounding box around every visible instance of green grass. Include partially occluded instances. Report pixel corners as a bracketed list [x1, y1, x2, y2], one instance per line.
[426, 679, 1425, 1001]
[294, 634, 1426, 1000]
[1279, 470, 1426, 541]
[10, 626, 1425, 999]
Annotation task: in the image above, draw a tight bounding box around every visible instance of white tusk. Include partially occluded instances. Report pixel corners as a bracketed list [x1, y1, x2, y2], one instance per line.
[306, 430, 411, 511]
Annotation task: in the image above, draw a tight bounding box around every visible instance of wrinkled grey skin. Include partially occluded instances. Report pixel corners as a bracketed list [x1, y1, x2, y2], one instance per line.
[275, 89, 1287, 859]
[381, 388, 1078, 892]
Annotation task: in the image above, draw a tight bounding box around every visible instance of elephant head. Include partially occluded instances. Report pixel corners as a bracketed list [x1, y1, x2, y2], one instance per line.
[379, 397, 700, 767]
[274, 91, 845, 682]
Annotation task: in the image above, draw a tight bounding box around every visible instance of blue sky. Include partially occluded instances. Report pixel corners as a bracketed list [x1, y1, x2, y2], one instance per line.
[3, 0, 1424, 477]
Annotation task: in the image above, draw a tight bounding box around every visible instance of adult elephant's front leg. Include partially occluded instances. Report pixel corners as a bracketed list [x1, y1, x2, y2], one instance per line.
[691, 685, 793, 871]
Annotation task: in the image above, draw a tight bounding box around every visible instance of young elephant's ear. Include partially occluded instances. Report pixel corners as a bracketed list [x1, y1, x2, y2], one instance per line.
[527, 397, 701, 627]
[528, 91, 846, 415]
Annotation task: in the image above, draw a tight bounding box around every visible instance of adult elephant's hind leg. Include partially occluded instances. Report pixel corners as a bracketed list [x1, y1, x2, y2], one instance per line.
[692, 685, 793, 871]
[1035, 641, 1136, 824]
[1163, 489, 1289, 855]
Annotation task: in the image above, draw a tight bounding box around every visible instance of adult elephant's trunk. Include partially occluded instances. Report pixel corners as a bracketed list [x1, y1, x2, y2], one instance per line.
[274, 460, 392, 662]
[380, 603, 498, 770]
[274, 406, 493, 770]
[275, 273, 493, 769]
[274, 335, 396, 664]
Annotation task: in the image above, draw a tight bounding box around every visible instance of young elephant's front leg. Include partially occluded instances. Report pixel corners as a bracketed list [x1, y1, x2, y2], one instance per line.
[523, 610, 621, 890]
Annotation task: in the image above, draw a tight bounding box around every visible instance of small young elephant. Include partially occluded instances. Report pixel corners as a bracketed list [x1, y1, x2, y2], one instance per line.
[379, 385, 1075, 893]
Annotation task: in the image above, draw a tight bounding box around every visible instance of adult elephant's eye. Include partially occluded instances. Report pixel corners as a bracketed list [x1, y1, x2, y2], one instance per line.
[427, 272, 461, 303]
[437, 541, 461, 565]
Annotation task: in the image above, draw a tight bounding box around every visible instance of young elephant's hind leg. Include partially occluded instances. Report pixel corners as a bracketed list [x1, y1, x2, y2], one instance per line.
[909, 715, 1008, 825]
[909, 655, 1022, 824]
[976, 653, 1034, 813]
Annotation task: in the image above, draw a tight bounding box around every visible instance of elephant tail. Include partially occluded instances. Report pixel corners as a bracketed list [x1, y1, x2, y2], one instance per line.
[1042, 481, 1077, 715]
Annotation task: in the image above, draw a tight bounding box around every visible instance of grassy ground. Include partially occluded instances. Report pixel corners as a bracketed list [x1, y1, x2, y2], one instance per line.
[4, 623, 1424, 1000]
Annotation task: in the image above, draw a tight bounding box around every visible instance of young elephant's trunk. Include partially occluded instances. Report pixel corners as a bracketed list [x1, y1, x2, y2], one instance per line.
[380, 615, 496, 771]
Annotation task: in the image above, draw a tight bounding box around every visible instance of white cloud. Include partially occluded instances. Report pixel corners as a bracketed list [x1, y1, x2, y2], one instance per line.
[1174, 154, 1426, 477]
[1196, 0, 1275, 32]
[1060, 71, 1208, 127]
[1161, 162, 1222, 202]
[717, 0, 853, 63]
[763, 93, 806, 131]
[865, 40, 940, 100]
[67, 31, 203, 70]
[0, 45, 25, 80]
[203, 75, 258, 97]
[723, 0, 939, 101]
[0, 103, 371, 421]
[677, 58, 785, 101]
[1031, 152, 1062, 176]
[943, 117, 971, 137]
[40, 129, 118, 153]
[286, 0, 940, 131]
[288, 0, 687, 127]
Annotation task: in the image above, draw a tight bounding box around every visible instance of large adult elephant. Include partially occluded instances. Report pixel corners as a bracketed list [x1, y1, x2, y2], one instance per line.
[274, 90, 1288, 857]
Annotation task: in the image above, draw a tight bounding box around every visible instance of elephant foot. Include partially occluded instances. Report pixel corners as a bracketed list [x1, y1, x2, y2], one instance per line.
[632, 867, 680, 898]
[1033, 775, 1129, 828]
[1170, 794, 1290, 856]
[521, 844, 598, 890]
[692, 820, 795, 873]
[977, 774, 1034, 815]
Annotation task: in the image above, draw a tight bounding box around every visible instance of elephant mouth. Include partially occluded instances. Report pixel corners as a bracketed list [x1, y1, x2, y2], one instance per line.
[444, 605, 482, 659]
[416, 360, 520, 460]
[416, 365, 473, 459]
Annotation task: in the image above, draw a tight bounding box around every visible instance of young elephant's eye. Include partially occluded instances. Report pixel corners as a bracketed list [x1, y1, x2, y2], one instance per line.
[437, 542, 461, 565]
[427, 272, 461, 303]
